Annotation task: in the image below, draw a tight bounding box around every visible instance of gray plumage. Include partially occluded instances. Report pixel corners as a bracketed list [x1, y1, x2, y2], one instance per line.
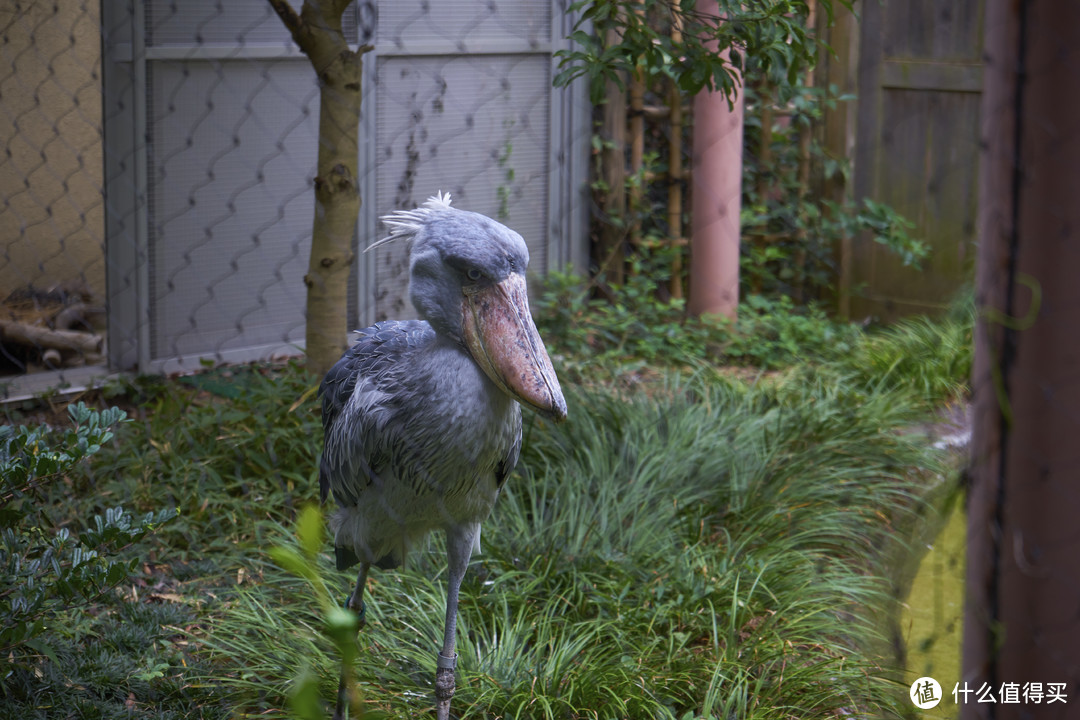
[319, 318, 521, 569]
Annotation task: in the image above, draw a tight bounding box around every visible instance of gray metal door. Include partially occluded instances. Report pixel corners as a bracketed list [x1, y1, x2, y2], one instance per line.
[102, 0, 588, 373]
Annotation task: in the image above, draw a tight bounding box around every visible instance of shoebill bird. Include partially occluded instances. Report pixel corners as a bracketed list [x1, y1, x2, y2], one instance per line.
[319, 193, 567, 719]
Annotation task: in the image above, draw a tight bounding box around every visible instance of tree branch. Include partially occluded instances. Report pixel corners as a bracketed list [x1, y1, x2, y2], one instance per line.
[266, 0, 304, 46]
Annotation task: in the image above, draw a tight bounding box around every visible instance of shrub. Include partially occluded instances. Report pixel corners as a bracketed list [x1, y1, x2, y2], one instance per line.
[0, 403, 175, 691]
[534, 261, 862, 370]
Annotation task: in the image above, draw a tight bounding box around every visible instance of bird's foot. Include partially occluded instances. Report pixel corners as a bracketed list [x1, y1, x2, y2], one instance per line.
[435, 652, 457, 712]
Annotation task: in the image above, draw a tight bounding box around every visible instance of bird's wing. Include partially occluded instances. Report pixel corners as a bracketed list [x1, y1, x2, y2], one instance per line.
[495, 421, 522, 489]
[319, 320, 435, 506]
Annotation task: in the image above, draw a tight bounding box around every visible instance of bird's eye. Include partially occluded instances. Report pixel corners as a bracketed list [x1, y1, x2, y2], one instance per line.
[467, 269, 482, 282]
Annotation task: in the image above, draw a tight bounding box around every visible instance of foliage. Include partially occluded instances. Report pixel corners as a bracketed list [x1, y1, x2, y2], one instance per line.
[565, 1, 924, 308]
[268, 505, 364, 720]
[0, 346, 963, 717]
[727, 293, 863, 366]
[535, 258, 863, 370]
[537, 260, 711, 366]
[555, 0, 851, 103]
[0, 403, 176, 695]
[89, 362, 319, 559]
[534, 255, 971, 406]
[740, 80, 927, 298]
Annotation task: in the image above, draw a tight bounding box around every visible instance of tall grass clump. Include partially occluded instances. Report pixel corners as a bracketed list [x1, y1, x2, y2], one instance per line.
[195, 370, 945, 719]
[839, 302, 974, 406]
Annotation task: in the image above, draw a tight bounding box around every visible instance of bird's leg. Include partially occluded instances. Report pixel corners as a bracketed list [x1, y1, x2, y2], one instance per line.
[334, 562, 370, 720]
[345, 563, 370, 627]
[436, 525, 478, 720]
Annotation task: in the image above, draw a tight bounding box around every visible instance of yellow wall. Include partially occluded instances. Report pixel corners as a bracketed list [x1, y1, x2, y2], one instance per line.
[0, 0, 105, 301]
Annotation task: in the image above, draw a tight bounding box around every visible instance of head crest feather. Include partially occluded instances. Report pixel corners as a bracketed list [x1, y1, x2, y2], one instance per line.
[367, 192, 453, 252]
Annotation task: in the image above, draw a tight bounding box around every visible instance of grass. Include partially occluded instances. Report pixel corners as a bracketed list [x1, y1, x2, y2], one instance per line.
[537, 276, 974, 411]
[1, 349, 959, 719]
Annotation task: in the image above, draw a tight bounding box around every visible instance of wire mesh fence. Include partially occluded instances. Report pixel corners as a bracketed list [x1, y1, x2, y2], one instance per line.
[0, 0, 588, 397]
[4, 0, 1077, 716]
[0, 1, 107, 384]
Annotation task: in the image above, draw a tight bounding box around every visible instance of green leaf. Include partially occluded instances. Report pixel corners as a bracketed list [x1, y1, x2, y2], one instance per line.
[296, 505, 324, 560]
[268, 546, 318, 582]
[23, 638, 61, 668]
[325, 604, 361, 646]
[288, 670, 326, 720]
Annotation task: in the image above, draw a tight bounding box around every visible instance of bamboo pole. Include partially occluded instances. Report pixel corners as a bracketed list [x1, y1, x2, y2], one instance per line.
[756, 81, 773, 203]
[668, 0, 684, 300]
[627, 4, 646, 267]
[819, 4, 857, 319]
[751, 78, 773, 295]
[600, 25, 627, 285]
[792, 0, 816, 303]
[628, 63, 645, 262]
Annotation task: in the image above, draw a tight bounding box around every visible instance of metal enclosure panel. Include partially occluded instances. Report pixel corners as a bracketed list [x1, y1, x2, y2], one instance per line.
[146, 1, 290, 46]
[102, 0, 141, 372]
[378, 0, 551, 47]
[146, 59, 318, 362]
[368, 54, 552, 322]
[145, 0, 358, 48]
[100, 0, 589, 372]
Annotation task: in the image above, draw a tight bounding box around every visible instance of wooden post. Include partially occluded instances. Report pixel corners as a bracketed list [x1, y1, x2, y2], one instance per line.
[689, 0, 743, 321]
[965, 2, 1080, 718]
[819, 2, 857, 318]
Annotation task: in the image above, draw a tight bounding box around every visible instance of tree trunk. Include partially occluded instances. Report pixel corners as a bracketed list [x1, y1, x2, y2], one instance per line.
[268, 0, 372, 376]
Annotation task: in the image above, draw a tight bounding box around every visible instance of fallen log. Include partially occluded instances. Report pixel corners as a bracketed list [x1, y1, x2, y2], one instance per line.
[52, 302, 103, 332]
[0, 319, 103, 354]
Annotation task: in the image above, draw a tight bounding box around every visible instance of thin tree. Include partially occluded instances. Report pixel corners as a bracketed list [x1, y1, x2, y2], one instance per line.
[267, 0, 372, 376]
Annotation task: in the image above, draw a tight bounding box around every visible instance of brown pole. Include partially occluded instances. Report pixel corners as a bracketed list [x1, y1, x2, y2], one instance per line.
[689, 1, 743, 321]
[964, 2, 1080, 718]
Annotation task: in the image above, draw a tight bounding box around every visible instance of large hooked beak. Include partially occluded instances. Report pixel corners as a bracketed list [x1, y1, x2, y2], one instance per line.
[462, 273, 568, 423]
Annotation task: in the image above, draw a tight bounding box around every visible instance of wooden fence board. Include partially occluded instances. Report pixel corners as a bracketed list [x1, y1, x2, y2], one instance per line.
[851, 0, 985, 320]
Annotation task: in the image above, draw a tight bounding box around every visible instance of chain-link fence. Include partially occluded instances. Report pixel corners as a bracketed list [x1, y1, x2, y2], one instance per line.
[0, 0, 589, 398]
[5, 1, 1077, 716]
[1, 1, 107, 391]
